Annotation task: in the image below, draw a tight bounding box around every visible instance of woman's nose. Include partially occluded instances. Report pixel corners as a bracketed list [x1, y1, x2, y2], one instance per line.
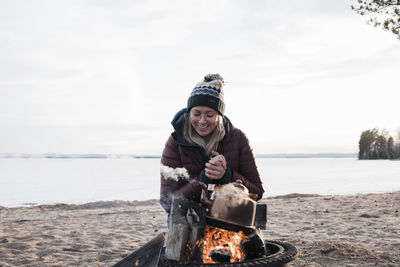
[199, 116, 206, 123]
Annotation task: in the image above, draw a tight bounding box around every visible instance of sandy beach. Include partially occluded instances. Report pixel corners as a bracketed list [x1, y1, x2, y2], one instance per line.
[1, 191, 399, 267]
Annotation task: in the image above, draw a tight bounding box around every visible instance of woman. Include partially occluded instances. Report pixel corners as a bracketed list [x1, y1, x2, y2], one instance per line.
[160, 74, 264, 213]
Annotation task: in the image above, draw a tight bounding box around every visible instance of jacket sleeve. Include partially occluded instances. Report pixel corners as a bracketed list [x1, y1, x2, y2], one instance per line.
[160, 135, 203, 213]
[231, 131, 264, 200]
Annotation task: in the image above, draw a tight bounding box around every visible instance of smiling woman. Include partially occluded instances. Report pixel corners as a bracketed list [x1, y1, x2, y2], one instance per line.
[159, 74, 264, 215]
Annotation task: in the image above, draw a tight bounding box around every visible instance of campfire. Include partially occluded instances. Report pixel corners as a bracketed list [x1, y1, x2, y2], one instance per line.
[200, 225, 247, 263]
[163, 182, 268, 264]
[112, 182, 297, 267]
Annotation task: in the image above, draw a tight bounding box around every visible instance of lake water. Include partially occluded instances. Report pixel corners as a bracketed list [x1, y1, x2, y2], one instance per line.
[0, 158, 399, 207]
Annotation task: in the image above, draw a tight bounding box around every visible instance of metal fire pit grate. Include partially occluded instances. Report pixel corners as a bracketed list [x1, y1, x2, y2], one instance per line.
[160, 239, 297, 267]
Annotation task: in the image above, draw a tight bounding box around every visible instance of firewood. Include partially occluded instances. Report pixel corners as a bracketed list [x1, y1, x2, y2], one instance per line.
[165, 223, 190, 261]
[165, 195, 205, 262]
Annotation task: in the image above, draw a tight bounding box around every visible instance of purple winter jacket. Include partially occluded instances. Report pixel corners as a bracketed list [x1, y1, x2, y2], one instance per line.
[160, 109, 264, 213]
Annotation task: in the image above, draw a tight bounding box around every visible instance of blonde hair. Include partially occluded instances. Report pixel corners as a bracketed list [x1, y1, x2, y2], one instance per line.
[183, 112, 225, 157]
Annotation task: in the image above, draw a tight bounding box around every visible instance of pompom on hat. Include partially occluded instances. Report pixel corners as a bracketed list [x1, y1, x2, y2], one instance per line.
[187, 73, 225, 115]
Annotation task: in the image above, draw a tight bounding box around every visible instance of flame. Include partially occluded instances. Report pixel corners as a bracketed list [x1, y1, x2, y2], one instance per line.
[199, 225, 247, 263]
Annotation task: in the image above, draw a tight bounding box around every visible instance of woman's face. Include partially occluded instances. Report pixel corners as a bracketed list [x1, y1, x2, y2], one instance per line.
[189, 106, 219, 137]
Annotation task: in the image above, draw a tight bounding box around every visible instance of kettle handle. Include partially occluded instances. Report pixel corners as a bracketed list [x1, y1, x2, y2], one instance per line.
[199, 181, 213, 207]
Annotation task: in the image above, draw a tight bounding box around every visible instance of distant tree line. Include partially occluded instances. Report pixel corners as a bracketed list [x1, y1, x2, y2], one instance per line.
[358, 128, 400, 159]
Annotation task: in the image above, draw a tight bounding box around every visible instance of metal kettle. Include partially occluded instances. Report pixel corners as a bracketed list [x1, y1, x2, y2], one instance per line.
[200, 180, 258, 227]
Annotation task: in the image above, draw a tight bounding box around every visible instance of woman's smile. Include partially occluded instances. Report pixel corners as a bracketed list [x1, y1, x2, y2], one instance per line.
[190, 106, 218, 137]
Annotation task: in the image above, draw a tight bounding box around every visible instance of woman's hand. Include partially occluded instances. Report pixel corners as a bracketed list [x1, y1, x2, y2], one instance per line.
[205, 151, 227, 180]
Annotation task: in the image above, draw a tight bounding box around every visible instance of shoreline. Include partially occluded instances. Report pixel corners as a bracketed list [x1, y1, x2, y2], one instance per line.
[2, 190, 400, 210]
[1, 191, 399, 266]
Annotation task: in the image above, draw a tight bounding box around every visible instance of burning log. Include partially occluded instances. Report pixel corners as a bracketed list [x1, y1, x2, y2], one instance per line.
[241, 229, 268, 260]
[209, 250, 231, 263]
[199, 224, 248, 263]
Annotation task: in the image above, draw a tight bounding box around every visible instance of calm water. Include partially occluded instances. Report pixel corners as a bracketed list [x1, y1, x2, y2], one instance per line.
[0, 158, 399, 207]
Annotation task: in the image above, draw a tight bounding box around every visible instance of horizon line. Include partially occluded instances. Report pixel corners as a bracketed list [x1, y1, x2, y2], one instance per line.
[0, 152, 358, 159]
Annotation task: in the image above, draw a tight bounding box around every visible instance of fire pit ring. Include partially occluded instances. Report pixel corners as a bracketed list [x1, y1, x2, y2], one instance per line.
[159, 240, 297, 267]
[112, 233, 297, 267]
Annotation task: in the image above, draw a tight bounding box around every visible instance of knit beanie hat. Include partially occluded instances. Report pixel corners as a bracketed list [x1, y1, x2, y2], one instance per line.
[187, 74, 225, 115]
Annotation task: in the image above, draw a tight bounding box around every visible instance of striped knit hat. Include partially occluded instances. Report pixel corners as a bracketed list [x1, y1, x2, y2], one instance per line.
[187, 74, 225, 115]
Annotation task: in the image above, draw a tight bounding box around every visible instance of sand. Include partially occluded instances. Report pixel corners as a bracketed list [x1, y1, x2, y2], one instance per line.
[1, 191, 399, 267]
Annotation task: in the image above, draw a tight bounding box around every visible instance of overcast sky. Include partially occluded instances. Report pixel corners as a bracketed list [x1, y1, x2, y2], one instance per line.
[1, 0, 399, 155]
